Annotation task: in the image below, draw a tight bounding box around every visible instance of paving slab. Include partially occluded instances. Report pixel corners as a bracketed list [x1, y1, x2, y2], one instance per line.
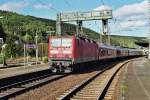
[124, 58, 150, 100]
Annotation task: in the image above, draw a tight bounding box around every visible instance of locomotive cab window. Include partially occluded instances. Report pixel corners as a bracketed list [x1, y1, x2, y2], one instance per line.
[50, 38, 72, 47]
[62, 38, 72, 47]
[50, 38, 61, 47]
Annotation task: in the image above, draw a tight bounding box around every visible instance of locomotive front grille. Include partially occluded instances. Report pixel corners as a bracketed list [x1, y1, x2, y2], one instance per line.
[49, 58, 72, 67]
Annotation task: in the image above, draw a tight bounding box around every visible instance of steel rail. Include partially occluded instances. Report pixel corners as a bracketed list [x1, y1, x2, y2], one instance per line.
[57, 61, 129, 100]
[0, 73, 54, 91]
[0, 73, 69, 99]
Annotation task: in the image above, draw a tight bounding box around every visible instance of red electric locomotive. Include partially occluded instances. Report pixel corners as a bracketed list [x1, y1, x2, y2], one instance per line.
[48, 35, 98, 73]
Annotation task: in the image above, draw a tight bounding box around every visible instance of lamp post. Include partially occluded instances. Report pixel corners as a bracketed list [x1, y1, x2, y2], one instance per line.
[0, 38, 4, 66]
[0, 16, 4, 66]
[36, 32, 38, 66]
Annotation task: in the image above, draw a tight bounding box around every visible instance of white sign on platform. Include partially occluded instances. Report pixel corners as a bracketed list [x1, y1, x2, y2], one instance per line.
[26, 44, 36, 48]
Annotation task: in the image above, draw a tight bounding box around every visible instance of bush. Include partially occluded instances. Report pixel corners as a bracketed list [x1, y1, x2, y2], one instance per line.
[42, 56, 48, 63]
[0, 54, 4, 64]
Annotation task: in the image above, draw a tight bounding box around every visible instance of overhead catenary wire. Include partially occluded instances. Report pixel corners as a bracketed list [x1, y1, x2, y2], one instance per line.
[113, 18, 148, 22]
[109, 0, 149, 34]
[63, 0, 71, 7]
[36, 0, 60, 13]
[100, 0, 105, 5]
[111, 16, 149, 29]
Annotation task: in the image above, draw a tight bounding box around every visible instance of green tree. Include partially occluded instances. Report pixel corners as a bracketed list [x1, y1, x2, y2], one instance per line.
[22, 34, 33, 43]
[4, 34, 18, 58]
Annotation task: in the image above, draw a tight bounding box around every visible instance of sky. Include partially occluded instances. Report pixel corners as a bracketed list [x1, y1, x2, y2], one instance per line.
[0, 0, 149, 37]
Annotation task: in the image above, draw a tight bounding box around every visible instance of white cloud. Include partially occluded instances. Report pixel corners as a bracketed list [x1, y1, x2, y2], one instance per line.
[0, 1, 28, 11]
[94, 5, 112, 11]
[113, 0, 148, 32]
[120, 20, 147, 30]
[125, 14, 147, 21]
[114, 0, 148, 18]
[93, 1, 148, 36]
[33, 3, 52, 10]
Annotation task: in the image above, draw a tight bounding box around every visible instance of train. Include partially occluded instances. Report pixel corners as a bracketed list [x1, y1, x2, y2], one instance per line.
[48, 35, 143, 73]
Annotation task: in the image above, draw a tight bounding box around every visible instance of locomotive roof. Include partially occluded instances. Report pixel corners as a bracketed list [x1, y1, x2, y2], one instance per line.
[49, 35, 74, 38]
[49, 35, 97, 44]
[98, 43, 117, 50]
[76, 35, 97, 43]
[128, 48, 142, 52]
[49, 35, 142, 52]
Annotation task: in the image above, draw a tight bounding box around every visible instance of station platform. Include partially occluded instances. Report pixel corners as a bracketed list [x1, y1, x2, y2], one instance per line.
[123, 58, 150, 100]
[0, 64, 49, 79]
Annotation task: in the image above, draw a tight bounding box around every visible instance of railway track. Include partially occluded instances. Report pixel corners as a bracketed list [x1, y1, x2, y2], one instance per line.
[0, 72, 68, 99]
[57, 60, 129, 100]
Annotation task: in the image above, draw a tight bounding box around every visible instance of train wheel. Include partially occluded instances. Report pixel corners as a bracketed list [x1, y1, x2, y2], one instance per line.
[60, 66, 65, 73]
[64, 67, 73, 73]
[51, 67, 57, 73]
[51, 65, 60, 73]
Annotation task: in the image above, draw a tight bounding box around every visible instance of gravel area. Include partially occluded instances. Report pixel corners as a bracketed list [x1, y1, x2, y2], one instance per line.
[9, 71, 99, 100]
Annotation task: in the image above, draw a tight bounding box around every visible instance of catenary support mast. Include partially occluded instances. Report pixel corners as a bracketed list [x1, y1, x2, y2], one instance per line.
[56, 10, 112, 44]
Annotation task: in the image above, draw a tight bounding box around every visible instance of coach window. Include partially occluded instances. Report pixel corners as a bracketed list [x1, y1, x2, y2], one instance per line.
[77, 39, 80, 47]
[103, 49, 106, 56]
[106, 50, 109, 56]
[104, 49, 106, 56]
[109, 50, 110, 55]
[101, 49, 104, 56]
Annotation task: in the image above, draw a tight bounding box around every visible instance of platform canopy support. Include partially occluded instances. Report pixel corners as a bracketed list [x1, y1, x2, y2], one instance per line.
[148, 0, 150, 59]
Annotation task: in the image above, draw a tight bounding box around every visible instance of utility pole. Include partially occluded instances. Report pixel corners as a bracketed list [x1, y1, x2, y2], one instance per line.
[24, 44, 26, 66]
[0, 17, 4, 66]
[148, 0, 150, 59]
[56, 14, 61, 36]
[108, 26, 111, 45]
[36, 32, 38, 66]
[0, 38, 4, 66]
[76, 21, 83, 35]
[102, 19, 110, 45]
[41, 42, 44, 61]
